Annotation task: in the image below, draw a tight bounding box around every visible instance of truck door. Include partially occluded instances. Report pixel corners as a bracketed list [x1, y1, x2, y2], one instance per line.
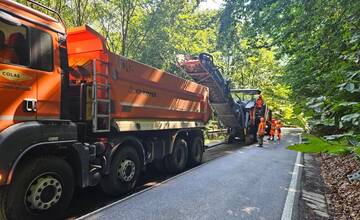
[31, 27, 61, 121]
[0, 11, 37, 131]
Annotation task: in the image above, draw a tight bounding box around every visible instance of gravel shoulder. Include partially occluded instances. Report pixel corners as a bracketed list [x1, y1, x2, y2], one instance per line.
[320, 154, 360, 220]
[300, 152, 360, 220]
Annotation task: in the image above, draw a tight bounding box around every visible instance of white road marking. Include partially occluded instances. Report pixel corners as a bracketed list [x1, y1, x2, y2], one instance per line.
[281, 151, 303, 220]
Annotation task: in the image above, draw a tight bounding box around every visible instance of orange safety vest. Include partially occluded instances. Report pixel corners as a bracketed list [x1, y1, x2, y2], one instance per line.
[258, 122, 266, 136]
[270, 122, 276, 135]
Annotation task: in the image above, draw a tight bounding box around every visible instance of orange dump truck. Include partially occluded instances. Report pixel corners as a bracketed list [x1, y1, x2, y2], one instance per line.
[0, 1, 211, 219]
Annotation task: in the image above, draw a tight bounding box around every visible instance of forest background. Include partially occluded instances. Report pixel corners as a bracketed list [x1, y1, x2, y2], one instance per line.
[19, 0, 359, 139]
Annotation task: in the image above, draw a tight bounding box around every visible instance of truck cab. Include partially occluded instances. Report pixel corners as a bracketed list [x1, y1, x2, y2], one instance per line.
[0, 1, 67, 132]
[0, 2, 80, 220]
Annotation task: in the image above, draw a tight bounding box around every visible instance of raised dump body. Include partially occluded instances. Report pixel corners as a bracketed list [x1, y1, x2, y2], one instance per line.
[67, 26, 211, 133]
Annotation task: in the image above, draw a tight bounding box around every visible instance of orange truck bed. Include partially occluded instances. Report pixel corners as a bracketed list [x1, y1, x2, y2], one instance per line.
[67, 26, 211, 131]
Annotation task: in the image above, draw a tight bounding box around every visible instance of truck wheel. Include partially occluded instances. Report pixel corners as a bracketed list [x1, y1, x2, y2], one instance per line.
[165, 138, 188, 174]
[0, 157, 74, 220]
[101, 146, 141, 196]
[188, 136, 204, 167]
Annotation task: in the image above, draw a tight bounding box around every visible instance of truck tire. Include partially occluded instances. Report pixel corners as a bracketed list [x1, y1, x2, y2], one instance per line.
[101, 146, 141, 196]
[164, 138, 188, 174]
[188, 136, 204, 167]
[0, 157, 74, 220]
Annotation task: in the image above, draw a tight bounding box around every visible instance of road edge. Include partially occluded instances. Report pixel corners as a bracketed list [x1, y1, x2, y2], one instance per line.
[281, 137, 304, 220]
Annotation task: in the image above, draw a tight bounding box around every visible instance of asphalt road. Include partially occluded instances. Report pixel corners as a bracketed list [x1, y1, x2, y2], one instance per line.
[65, 139, 243, 219]
[79, 128, 301, 220]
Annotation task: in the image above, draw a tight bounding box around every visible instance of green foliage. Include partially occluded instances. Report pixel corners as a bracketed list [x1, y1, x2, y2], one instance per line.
[18, 0, 94, 26]
[136, 2, 219, 74]
[215, 1, 298, 125]
[354, 147, 360, 157]
[220, 0, 360, 136]
[288, 134, 352, 155]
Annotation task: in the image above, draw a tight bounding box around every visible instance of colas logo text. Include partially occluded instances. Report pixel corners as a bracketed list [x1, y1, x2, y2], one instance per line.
[0, 69, 32, 81]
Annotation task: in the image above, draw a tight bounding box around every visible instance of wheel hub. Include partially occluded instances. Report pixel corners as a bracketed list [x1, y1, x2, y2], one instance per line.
[25, 175, 62, 211]
[117, 159, 136, 182]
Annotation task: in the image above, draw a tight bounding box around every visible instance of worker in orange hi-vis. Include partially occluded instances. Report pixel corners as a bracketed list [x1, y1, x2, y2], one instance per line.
[270, 119, 276, 141]
[276, 120, 283, 141]
[257, 117, 266, 147]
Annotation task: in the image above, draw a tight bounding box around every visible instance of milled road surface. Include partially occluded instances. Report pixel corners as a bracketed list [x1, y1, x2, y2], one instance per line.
[79, 128, 301, 220]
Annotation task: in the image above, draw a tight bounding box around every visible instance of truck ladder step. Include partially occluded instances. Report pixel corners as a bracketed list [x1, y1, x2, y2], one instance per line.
[95, 99, 111, 103]
[92, 59, 111, 133]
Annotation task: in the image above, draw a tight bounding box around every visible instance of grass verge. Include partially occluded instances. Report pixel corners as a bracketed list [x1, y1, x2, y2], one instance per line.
[288, 133, 353, 155]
